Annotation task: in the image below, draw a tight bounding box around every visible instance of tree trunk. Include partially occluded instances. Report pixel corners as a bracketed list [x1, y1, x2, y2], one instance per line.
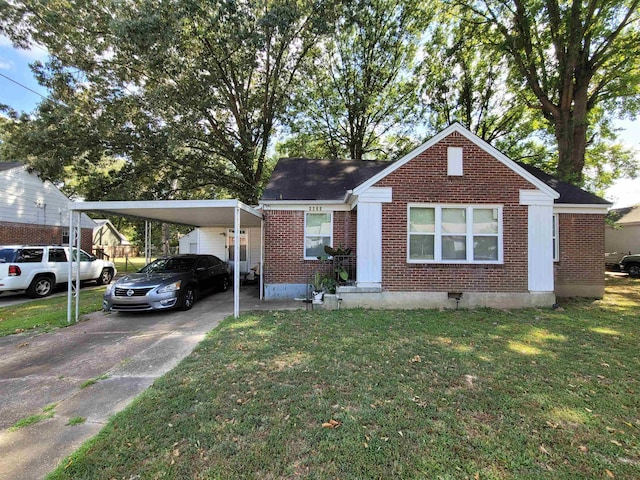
[554, 84, 589, 184]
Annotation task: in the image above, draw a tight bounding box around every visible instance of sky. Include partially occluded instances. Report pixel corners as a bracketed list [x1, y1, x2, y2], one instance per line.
[1, 35, 639, 209]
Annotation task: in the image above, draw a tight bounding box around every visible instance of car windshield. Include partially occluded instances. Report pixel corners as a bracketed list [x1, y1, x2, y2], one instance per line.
[0, 248, 18, 263]
[139, 257, 196, 273]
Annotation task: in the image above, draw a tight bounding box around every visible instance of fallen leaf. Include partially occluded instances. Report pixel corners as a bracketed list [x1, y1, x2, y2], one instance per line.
[546, 421, 559, 429]
[322, 423, 333, 428]
[610, 440, 623, 447]
[539, 445, 550, 455]
[605, 469, 615, 478]
[585, 408, 593, 413]
[329, 419, 341, 427]
[411, 355, 421, 363]
[474, 473, 480, 480]
[398, 431, 404, 437]
[578, 445, 589, 452]
[364, 442, 368, 448]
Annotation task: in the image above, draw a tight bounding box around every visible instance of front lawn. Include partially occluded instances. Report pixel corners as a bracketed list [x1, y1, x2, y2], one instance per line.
[50, 276, 639, 479]
[0, 288, 105, 337]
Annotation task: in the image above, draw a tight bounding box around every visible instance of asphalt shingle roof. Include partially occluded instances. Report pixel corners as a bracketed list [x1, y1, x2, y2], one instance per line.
[607, 205, 640, 224]
[0, 162, 23, 172]
[262, 158, 390, 201]
[263, 157, 610, 206]
[516, 162, 611, 205]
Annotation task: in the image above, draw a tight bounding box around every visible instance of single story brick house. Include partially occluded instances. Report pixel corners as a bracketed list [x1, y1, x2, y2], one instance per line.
[260, 123, 611, 309]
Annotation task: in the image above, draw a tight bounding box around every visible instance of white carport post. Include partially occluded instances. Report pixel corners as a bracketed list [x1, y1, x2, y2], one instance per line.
[66, 209, 81, 324]
[260, 215, 264, 300]
[144, 221, 151, 265]
[233, 205, 241, 318]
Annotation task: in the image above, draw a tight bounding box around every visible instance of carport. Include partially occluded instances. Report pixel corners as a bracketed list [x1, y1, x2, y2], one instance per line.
[66, 200, 263, 322]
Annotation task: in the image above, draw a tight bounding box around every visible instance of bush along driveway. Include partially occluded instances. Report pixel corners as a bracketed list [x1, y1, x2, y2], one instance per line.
[48, 276, 640, 479]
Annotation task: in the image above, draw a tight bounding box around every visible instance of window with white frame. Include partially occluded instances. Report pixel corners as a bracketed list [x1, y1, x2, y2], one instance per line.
[305, 212, 332, 259]
[552, 214, 559, 262]
[408, 205, 502, 263]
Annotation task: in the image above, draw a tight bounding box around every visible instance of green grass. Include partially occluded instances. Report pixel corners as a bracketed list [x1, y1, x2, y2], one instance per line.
[113, 256, 152, 273]
[0, 288, 106, 337]
[80, 374, 110, 389]
[49, 276, 640, 479]
[66, 417, 87, 426]
[10, 404, 56, 431]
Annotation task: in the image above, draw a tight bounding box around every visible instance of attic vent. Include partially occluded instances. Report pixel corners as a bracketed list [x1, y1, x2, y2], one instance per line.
[447, 147, 463, 176]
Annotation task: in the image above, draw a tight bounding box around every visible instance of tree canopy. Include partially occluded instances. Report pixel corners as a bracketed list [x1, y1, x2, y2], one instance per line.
[282, 0, 427, 161]
[457, 0, 640, 184]
[0, 0, 638, 200]
[1, 0, 334, 203]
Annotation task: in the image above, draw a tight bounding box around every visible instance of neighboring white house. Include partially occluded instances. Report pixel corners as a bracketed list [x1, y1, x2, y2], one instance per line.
[93, 219, 137, 258]
[606, 205, 640, 255]
[0, 162, 95, 250]
[179, 227, 261, 274]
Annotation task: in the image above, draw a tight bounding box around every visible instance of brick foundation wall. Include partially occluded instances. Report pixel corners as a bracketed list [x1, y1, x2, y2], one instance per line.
[555, 213, 606, 297]
[374, 132, 532, 293]
[263, 210, 356, 285]
[0, 221, 93, 252]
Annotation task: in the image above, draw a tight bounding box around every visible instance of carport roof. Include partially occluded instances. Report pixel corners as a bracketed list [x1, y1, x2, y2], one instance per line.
[69, 199, 262, 227]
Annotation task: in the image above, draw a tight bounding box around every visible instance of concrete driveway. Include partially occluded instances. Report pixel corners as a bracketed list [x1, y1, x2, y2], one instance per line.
[0, 287, 299, 480]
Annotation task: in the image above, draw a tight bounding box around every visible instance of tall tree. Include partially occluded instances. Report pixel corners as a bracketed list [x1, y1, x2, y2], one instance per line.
[421, 13, 551, 164]
[283, 0, 428, 160]
[458, 0, 640, 184]
[0, 0, 332, 203]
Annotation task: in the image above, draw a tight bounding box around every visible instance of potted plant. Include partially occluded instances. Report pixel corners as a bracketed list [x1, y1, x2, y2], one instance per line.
[310, 271, 325, 304]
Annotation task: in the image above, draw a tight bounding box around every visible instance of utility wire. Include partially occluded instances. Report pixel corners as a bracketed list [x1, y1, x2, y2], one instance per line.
[0, 71, 68, 108]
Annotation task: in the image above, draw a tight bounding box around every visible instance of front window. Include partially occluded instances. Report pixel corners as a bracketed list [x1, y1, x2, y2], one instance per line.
[408, 205, 502, 263]
[305, 212, 332, 259]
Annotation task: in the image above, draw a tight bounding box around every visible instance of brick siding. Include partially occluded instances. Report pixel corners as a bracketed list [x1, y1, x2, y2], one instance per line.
[264, 132, 606, 297]
[263, 210, 356, 285]
[0, 221, 93, 252]
[374, 132, 532, 292]
[555, 213, 605, 295]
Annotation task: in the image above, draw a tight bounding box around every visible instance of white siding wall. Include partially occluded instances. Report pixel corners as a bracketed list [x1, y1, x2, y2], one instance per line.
[197, 227, 227, 258]
[248, 227, 261, 270]
[605, 224, 640, 254]
[179, 226, 261, 267]
[0, 166, 94, 228]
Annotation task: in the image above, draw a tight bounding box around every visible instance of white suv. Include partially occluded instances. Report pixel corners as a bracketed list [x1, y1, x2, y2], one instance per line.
[0, 245, 117, 298]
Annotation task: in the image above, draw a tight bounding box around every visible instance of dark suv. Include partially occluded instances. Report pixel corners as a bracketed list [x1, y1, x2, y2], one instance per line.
[620, 254, 640, 278]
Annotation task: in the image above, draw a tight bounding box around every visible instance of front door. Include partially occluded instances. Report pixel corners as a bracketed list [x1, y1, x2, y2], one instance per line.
[227, 229, 248, 273]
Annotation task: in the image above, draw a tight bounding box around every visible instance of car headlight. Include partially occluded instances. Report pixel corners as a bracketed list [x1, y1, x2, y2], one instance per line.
[157, 280, 182, 294]
[105, 283, 115, 295]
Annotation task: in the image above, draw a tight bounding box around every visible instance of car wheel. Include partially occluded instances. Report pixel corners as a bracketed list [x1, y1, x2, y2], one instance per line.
[180, 285, 196, 310]
[96, 268, 114, 286]
[27, 275, 54, 298]
[628, 263, 640, 278]
[220, 276, 229, 292]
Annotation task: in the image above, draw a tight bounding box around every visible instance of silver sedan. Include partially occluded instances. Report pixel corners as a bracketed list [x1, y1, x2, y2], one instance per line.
[103, 254, 229, 312]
